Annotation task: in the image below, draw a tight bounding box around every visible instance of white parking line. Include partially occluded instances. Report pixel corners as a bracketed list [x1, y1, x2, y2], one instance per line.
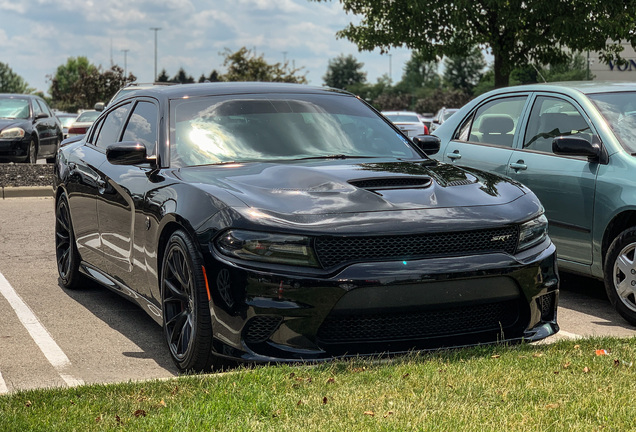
[0, 271, 83, 389]
[0, 371, 8, 394]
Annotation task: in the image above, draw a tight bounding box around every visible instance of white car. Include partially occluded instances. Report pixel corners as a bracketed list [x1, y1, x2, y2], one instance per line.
[381, 111, 428, 137]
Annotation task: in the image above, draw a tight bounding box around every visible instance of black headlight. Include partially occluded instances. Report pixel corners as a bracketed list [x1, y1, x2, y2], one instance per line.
[518, 214, 548, 251]
[216, 230, 320, 267]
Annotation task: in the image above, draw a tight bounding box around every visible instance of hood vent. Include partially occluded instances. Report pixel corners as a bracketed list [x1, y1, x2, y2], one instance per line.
[447, 178, 477, 187]
[349, 176, 432, 190]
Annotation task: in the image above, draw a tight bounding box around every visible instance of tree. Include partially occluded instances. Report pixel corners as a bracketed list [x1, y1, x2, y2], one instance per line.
[0, 62, 32, 93]
[48, 57, 134, 112]
[398, 51, 440, 91]
[171, 68, 195, 84]
[198, 70, 221, 83]
[443, 47, 486, 95]
[157, 69, 170, 82]
[474, 51, 591, 95]
[314, 0, 636, 87]
[221, 47, 307, 83]
[323, 54, 366, 90]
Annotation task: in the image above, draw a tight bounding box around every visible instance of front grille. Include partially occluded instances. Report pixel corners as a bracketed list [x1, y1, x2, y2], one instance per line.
[314, 226, 519, 269]
[243, 316, 283, 343]
[317, 299, 520, 343]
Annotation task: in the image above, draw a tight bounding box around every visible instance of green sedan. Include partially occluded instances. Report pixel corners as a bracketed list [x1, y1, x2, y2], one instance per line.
[428, 81, 636, 325]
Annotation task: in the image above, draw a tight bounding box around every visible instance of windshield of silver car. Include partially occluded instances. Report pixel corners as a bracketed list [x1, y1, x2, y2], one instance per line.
[169, 94, 421, 167]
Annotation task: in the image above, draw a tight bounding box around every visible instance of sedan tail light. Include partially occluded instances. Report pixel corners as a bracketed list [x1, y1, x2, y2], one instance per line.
[67, 125, 88, 136]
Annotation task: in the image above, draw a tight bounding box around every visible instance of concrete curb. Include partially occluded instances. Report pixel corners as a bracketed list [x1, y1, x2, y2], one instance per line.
[1, 186, 54, 199]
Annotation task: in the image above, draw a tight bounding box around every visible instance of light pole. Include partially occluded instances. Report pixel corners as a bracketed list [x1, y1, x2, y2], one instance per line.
[121, 49, 129, 84]
[150, 27, 161, 81]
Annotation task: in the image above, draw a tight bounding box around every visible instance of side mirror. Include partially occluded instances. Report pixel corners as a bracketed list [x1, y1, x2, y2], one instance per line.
[413, 134, 441, 155]
[552, 136, 600, 161]
[94, 102, 105, 112]
[34, 112, 48, 120]
[106, 141, 150, 165]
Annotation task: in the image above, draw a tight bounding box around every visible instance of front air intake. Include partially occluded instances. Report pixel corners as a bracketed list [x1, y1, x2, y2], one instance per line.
[348, 176, 432, 190]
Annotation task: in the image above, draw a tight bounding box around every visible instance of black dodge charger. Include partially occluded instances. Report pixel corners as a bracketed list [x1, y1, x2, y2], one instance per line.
[53, 82, 559, 371]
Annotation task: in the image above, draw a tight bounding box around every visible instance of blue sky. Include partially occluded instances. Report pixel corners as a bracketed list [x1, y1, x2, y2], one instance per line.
[0, 0, 413, 95]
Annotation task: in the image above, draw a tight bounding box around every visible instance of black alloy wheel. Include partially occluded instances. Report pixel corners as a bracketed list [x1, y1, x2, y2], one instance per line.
[161, 230, 216, 372]
[55, 193, 82, 289]
[604, 227, 636, 325]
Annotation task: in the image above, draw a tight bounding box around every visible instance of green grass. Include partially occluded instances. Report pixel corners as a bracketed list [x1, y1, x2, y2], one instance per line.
[1, 337, 635, 431]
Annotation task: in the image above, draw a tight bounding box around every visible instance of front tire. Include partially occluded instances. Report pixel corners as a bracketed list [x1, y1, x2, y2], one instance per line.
[161, 230, 217, 372]
[24, 138, 37, 164]
[55, 193, 83, 289]
[604, 227, 636, 325]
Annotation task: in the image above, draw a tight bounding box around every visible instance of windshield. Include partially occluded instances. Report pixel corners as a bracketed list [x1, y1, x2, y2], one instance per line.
[384, 114, 420, 123]
[0, 97, 30, 119]
[58, 115, 77, 127]
[589, 92, 636, 152]
[170, 93, 421, 167]
[76, 111, 100, 122]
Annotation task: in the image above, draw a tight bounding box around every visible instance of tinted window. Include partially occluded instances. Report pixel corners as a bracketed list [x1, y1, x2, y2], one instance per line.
[94, 103, 131, 149]
[36, 99, 52, 117]
[32, 99, 44, 117]
[170, 94, 421, 167]
[458, 97, 527, 147]
[122, 101, 158, 155]
[524, 96, 593, 153]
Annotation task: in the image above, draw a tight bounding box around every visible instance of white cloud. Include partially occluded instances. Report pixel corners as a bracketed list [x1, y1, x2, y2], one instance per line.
[1, 0, 410, 94]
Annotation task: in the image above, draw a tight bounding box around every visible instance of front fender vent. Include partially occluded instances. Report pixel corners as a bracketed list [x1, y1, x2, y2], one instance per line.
[349, 176, 432, 190]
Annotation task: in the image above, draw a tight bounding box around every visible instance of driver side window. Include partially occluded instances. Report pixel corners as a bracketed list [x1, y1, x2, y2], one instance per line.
[523, 96, 593, 153]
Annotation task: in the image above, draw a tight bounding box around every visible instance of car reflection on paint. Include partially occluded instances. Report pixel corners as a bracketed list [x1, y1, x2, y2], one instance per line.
[53, 82, 559, 372]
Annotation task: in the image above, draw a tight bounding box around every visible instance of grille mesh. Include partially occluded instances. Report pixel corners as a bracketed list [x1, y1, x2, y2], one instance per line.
[243, 316, 283, 343]
[314, 226, 519, 269]
[317, 299, 519, 343]
[538, 292, 557, 321]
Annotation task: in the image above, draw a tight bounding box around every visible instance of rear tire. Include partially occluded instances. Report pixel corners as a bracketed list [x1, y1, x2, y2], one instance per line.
[604, 227, 636, 325]
[161, 230, 218, 372]
[55, 193, 83, 289]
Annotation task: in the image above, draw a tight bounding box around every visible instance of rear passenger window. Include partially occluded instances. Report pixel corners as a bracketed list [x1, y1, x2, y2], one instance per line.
[456, 97, 527, 147]
[524, 96, 593, 153]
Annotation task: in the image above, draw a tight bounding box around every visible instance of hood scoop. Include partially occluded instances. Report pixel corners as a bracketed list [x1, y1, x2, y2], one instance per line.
[348, 176, 432, 191]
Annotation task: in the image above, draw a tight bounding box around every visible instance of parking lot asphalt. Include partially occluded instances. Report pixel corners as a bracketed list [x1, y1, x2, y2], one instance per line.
[0, 196, 634, 394]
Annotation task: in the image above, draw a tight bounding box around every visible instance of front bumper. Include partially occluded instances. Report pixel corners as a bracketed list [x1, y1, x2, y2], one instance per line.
[205, 240, 559, 363]
[0, 138, 30, 162]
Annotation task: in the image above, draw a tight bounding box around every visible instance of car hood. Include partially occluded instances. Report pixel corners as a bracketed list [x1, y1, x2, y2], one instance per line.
[174, 159, 529, 217]
[0, 118, 28, 131]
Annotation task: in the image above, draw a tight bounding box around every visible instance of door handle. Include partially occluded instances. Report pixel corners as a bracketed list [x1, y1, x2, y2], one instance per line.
[509, 161, 527, 171]
[446, 151, 461, 161]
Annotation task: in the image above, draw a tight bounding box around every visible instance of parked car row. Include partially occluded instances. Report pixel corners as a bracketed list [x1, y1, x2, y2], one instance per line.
[53, 82, 558, 371]
[427, 81, 636, 325]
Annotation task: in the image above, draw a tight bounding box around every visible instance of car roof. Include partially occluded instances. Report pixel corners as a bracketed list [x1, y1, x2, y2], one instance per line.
[117, 82, 350, 101]
[485, 81, 636, 97]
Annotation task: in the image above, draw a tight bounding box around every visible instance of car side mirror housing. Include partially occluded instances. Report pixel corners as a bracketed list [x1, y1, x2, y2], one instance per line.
[94, 102, 105, 112]
[106, 141, 151, 165]
[412, 134, 441, 155]
[552, 136, 601, 161]
[34, 112, 49, 120]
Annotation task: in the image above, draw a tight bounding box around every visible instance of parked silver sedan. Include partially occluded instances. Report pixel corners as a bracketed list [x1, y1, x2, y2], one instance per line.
[382, 111, 428, 137]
